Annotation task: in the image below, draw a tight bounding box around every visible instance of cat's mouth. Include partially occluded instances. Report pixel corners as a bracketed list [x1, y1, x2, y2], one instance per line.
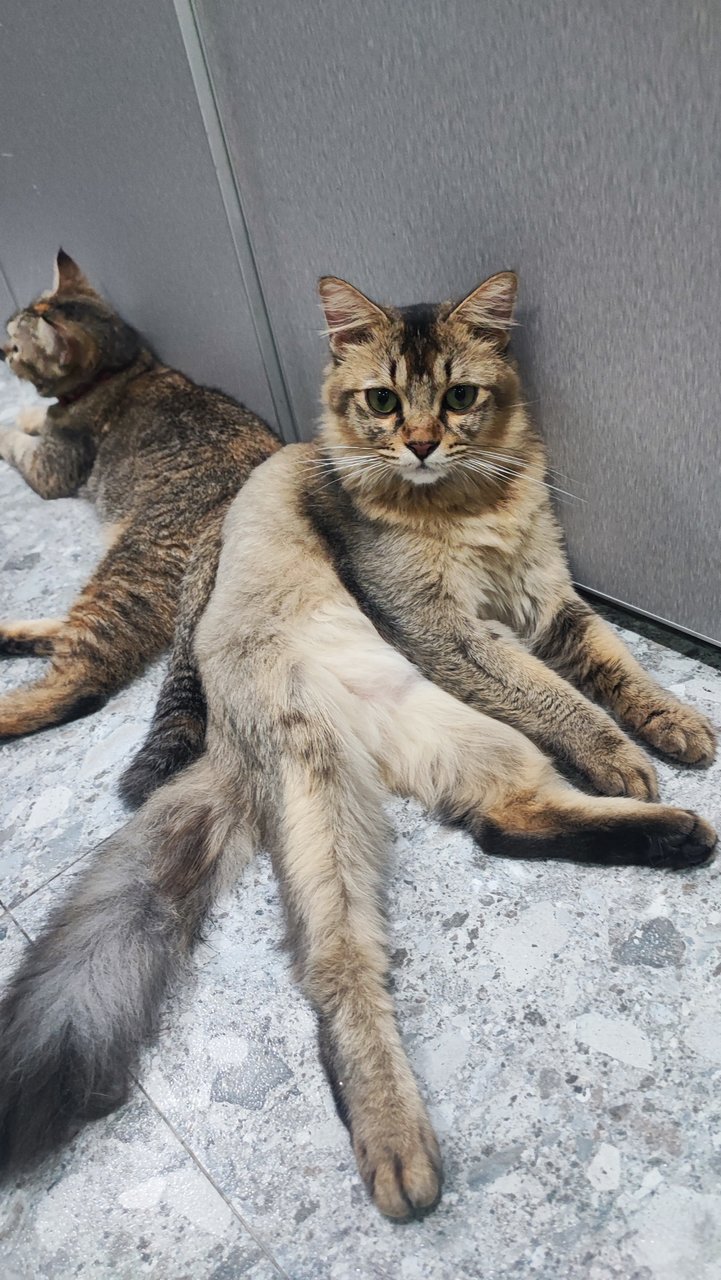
[404, 463, 443, 486]
[397, 449, 446, 486]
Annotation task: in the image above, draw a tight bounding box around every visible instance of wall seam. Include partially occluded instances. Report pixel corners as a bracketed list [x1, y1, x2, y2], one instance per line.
[0, 257, 18, 310]
[173, 0, 299, 441]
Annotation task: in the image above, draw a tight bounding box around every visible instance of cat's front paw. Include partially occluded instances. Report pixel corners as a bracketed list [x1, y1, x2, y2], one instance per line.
[637, 702, 716, 767]
[16, 404, 46, 436]
[580, 731, 659, 802]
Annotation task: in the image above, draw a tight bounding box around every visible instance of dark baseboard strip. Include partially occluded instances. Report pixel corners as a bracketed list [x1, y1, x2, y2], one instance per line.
[577, 586, 721, 672]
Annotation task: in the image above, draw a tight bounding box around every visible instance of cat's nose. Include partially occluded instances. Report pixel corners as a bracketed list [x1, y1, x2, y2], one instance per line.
[406, 440, 439, 460]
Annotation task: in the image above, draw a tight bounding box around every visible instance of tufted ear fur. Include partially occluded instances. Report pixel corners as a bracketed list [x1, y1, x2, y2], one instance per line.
[449, 271, 518, 348]
[52, 249, 96, 297]
[318, 276, 390, 355]
[34, 315, 74, 366]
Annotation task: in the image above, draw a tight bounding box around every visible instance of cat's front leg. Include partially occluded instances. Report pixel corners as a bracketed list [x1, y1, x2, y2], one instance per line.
[401, 612, 659, 799]
[532, 593, 716, 768]
[16, 403, 48, 436]
[0, 428, 38, 470]
[0, 426, 94, 498]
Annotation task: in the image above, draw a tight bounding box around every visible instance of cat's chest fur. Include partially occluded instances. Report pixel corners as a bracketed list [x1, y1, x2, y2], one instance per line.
[354, 506, 533, 633]
[432, 512, 528, 621]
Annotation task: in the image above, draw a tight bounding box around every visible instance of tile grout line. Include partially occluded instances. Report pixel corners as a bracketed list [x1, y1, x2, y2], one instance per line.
[133, 1080, 292, 1280]
[4, 905, 31, 944]
[5, 840, 96, 913]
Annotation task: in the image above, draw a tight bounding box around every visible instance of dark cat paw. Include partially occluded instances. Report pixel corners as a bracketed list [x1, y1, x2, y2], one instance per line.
[648, 811, 717, 870]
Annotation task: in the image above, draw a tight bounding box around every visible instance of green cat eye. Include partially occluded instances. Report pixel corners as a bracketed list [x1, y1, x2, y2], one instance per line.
[444, 385, 478, 412]
[365, 387, 399, 416]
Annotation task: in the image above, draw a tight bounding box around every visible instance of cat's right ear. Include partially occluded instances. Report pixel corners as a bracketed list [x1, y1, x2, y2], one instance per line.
[52, 249, 96, 296]
[318, 277, 388, 355]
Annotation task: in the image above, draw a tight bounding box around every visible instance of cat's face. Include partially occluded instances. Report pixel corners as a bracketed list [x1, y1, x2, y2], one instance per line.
[319, 272, 519, 488]
[2, 251, 137, 396]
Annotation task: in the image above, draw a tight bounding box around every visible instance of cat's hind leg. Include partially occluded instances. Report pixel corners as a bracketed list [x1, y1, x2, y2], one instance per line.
[0, 524, 186, 738]
[274, 687, 442, 1220]
[0, 617, 62, 657]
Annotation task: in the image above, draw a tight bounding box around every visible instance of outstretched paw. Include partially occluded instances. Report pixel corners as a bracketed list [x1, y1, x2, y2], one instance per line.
[355, 1112, 442, 1220]
[582, 733, 659, 802]
[16, 404, 47, 436]
[637, 702, 716, 767]
[0, 618, 60, 659]
[647, 810, 717, 870]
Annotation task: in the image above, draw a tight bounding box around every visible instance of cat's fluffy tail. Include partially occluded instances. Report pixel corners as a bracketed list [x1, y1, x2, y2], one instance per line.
[0, 756, 249, 1180]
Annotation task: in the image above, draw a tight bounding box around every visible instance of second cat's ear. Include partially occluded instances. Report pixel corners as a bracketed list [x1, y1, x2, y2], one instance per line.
[449, 271, 518, 348]
[34, 315, 73, 365]
[318, 277, 389, 354]
[52, 248, 96, 296]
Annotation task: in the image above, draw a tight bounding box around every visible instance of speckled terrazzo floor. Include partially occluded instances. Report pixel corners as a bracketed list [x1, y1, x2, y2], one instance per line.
[1, 367, 721, 1279]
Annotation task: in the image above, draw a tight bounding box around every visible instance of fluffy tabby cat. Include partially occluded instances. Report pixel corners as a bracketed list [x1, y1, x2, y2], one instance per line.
[0, 272, 716, 1219]
[0, 249, 279, 740]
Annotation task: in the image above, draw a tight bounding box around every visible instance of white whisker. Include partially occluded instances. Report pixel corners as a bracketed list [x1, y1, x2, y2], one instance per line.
[456, 454, 584, 503]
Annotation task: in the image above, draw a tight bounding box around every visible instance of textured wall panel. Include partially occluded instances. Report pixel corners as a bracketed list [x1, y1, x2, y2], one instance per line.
[0, 0, 275, 425]
[198, 0, 721, 641]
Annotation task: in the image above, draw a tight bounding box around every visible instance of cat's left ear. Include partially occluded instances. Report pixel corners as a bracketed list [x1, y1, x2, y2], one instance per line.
[52, 248, 96, 296]
[449, 271, 518, 349]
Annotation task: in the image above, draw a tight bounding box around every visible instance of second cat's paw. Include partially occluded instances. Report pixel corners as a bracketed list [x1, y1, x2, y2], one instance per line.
[16, 404, 46, 436]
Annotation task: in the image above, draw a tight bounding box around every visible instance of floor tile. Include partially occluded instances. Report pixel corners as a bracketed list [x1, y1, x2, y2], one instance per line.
[0, 911, 283, 1279]
[13, 744, 721, 1279]
[1, 418, 164, 907]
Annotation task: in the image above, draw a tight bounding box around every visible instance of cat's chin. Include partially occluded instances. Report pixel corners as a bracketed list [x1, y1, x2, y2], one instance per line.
[402, 469, 442, 487]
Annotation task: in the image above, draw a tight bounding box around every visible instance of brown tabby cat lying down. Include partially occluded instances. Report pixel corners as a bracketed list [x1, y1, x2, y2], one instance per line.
[0, 272, 716, 1220]
[0, 249, 279, 740]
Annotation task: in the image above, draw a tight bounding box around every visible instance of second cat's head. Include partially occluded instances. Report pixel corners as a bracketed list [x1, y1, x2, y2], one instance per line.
[319, 271, 520, 487]
[2, 250, 141, 397]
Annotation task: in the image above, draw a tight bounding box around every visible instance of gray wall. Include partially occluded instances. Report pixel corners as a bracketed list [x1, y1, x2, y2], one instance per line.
[2, 1, 719, 642]
[0, 0, 276, 424]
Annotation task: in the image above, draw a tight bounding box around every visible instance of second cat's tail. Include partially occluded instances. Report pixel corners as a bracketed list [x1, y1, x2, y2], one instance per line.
[0, 756, 250, 1180]
[119, 514, 222, 810]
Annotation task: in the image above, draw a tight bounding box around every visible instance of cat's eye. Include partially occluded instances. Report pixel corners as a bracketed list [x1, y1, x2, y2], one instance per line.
[444, 385, 478, 412]
[365, 388, 399, 416]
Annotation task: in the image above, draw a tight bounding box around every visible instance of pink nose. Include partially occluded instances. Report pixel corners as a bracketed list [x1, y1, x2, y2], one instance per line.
[406, 440, 439, 460]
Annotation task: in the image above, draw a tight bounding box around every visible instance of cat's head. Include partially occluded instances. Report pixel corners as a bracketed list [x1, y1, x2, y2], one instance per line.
[319, 271, 522, 490]
[2, 250, 142, 398]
